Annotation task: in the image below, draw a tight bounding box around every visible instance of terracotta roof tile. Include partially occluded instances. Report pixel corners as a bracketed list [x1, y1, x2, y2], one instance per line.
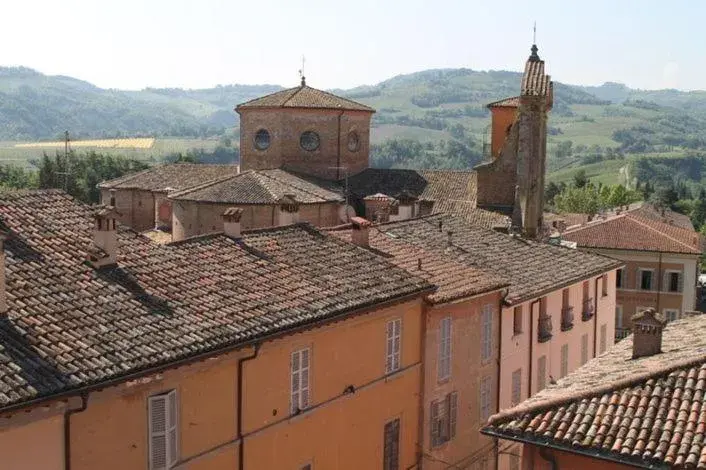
[563, 213, 702, 255]
[487, 96, 520, 108]
[348, 169, 477, 204]
[168, 169, 343, 204]
[328, 226, 508, 304]
[522, 60, 550, 97]
[98, 163, 240, 192]
[0, 189, 430, 410]
[236, 85, 374, 112]
[368, 214, 621, 304]
[431, 199, 509, 230]
[484, 313, 706, 469]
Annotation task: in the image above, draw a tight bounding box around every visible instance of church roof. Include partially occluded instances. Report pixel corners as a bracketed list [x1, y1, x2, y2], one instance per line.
[98, 163, 240, 192]
[486, 96, 520, 109]
[236, 84, 375, 112]
[348, 169, 477, 204]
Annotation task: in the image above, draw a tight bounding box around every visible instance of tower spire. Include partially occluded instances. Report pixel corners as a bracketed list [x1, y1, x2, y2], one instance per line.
[529, 22, 540, 62]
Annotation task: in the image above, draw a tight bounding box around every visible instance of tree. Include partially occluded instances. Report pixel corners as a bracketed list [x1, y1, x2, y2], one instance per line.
[554, 186, 600, 216]
[555, 140, 573, 159]
[573, 170, 589, 189]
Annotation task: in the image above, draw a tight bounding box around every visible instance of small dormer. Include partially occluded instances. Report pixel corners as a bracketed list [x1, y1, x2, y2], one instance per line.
[277, 194, 300, 226]
[87, 206, 120, 268]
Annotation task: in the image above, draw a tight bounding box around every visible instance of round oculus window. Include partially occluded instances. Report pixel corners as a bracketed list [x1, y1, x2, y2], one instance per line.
[254, 129, 271, 150]
[300, 131, 320, 151]
[347, 131, 360, 152]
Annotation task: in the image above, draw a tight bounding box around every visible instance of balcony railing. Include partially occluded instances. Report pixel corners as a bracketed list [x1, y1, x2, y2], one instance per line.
[582, 298, 594, 321]
[561, 306, 574, 331]
[538, 314, 553, 343]
[615, 328, 632, 342]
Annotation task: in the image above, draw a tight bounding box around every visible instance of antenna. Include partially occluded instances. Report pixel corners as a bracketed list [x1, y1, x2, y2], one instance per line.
[298, 55, 306, 86]
[56, 130, 72, 191]
[533, 21, 537, 44]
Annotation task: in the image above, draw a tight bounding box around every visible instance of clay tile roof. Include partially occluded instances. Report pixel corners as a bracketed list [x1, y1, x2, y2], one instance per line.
[0, 189, 430, 411]
[484, 313, 706, 469]
[98, 163, 240, 192]
[327, 225, 509, 304]
[431, 199, 510, 230]
[563, 212, 702, 255]
[168, 169, 344, 204]
[236, 85, 375, 112]
[486, 96, 520, 108]
[365, 214, 622, 304]
[522, 59, 550, 97]
[348, 169, 477, 204]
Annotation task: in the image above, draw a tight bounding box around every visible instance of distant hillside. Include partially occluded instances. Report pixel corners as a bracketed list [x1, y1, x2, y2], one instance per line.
[4, 65, 706, 189]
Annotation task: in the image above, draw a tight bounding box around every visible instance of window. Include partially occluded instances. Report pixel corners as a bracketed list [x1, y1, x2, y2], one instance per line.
[291, 348, 310, 414]
[639, 269, 654, 291]
[599, 324, 607, 354]
[513, 306, 522, 335]
[602, 274, 608, 297]
[666, 271, 682, 293]
[616, 268, 624, 288]
[615, 305, 624, 329]
[511, 369, 522, 406]
[581, 334, 589, 365]
[537, 355, 547, 391]
[148, 390, 178, 470]
[430, 392, 457, 446]
[300, 131, 320, 151]
[383, 418, 400, 470]
[386, 319, 402, 374]
[254, 129, 271, 150]
[480, 376, 492, 422]
[438, 317, 452, 381]
[510, 455, 520, 470]
[481, 305, 493, 361]
[347, 131, 360, 152]
[560, 344, 569, 378]
[664, 309, 679, 322]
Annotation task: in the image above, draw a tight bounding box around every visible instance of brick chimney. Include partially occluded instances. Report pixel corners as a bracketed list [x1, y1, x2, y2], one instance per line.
[0, 230, 8, 315]
[631, 308, 667, 359]
[87, 206, 119, 268]
[277, 194, 300, 226]
[363, 194, 392, 223]
[222, 207, 243, 238]
[350, 217, 371, 247]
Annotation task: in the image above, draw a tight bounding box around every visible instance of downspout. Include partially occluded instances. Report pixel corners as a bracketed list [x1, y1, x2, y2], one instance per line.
[64, 392, 89, 470]
[495, 289, 508, 470]
[238, 344, 261, 470]
[336, 111, 344, 180]
[527, 299, 540, 398]
[593, 276, 599, 357]
[414, 299, 430, 470]
[656, 252, 663, 313]
[538, 447, 558, 470]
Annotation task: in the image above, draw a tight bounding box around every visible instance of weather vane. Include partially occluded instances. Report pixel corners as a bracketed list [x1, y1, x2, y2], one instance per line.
[298, 55, 306, 86]
[533, 21, 537, 44]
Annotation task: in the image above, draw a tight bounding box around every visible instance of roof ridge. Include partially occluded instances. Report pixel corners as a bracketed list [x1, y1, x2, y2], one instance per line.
[262, 170, 340, 202]
[168, 172, 242, 199]
[281, 86, 304, 107]
[626, 213, 699, 251]
[235, 86, 296, 108]
[487, 347, 706, 427]
[304, 85, 376, 111]
[251, 171, 280, 202]
[98, 166, 156, 188]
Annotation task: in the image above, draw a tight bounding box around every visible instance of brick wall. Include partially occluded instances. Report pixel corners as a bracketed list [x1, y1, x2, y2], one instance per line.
[476, 122, 519, 210]
[101, 188, 155, 232]
[239, 108, 371, 180]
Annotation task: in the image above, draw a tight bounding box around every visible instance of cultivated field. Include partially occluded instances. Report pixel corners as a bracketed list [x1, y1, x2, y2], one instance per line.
[15, 138, 156, 149]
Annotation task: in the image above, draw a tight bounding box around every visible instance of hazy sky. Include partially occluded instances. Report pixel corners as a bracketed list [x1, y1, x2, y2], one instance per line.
[2, 0, 703, 91]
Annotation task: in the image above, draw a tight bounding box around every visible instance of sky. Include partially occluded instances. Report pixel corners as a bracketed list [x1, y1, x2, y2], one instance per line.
[2, 0, 705, 91]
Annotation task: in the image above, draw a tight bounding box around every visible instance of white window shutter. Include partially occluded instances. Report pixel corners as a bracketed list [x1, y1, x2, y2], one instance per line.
[149, 395, 168, 470]
[167, 390, 178, 467]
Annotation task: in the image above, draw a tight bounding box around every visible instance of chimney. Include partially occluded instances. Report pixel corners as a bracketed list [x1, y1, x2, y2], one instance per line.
[350, 216, 371, 247]
[222, 207, 243, 238]
[363, 194, 391, 223]
[0, 230, 8, 315]
[109, 188, 116, 207]
[631, 308, 667, 359]
[277, 194, 300, 226]
[87, 206, 119, 268]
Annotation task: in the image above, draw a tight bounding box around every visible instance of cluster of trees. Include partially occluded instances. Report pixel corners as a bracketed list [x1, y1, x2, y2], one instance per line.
[546, 170, 642, 215]
[553, 140, 625, 164]
[371, 138, 481, 169]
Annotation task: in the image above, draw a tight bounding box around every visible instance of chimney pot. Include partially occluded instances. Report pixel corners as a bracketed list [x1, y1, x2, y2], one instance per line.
[88, 207, 119, 268]
[350, 216, 371, 247]
[631, 308, 666, 359]
[222, 207, 243, 238]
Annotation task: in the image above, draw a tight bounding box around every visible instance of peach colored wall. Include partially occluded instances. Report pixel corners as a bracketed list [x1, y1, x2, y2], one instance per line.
[497, 270, 617, 470]
[239, 108, 372, 180]
[241, 299, 424, 469]
[422, 292, 502, 470]
[490, 107, 517, 157]
[0, 414, 64, 470]
[523, 444, 636, 470]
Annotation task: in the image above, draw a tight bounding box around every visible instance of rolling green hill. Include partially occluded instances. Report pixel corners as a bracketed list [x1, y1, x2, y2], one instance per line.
[3, 65, 706, 188]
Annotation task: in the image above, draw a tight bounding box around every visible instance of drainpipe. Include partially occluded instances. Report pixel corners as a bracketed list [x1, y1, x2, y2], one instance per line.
[527, 299, 540, 398]
[538, 447, 558, 470]
[238, 344, 261, 470]
[593, 276, 599, 357]
[336, 111, 344, 180]
[656, 252, 663, 313]
[64, 392, 89, 470]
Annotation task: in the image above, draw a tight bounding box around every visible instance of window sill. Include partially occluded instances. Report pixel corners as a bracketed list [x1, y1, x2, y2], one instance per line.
[384, 369, 404, 383]
[512, 331, 523, 338]
[437, 377, 451, 386]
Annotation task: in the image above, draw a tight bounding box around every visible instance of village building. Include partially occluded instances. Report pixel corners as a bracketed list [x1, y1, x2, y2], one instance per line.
[483, 309, 706, 470]
[0, 189, 434, 470]
[330, 213, 622, 470]
[557, 202, 702, 342]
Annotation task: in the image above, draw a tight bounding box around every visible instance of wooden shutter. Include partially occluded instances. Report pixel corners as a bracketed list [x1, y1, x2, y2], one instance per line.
[149, 395, 168, 470]
[386, 319, 402, 373]
[448, 392, 458, 438]
[383, 418, 400, 470]
[167, 390, 178, 467]
[430, 400, 440, 446]
[481, 306, 492, 361]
